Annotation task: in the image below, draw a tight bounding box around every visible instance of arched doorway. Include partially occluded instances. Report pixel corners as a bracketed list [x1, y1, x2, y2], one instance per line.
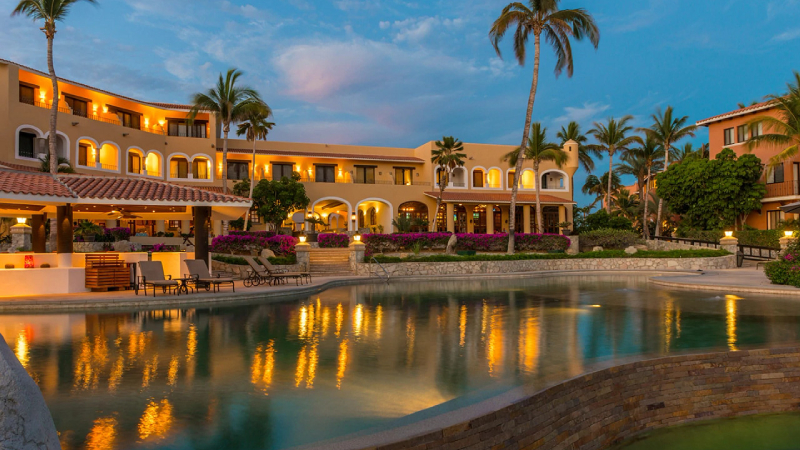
[543, 206, 560, 234]
[493, 206, 502, 233]
[398, 201, 429, 232]
[473, 205, 487, 234]
[455, 205, 467, 233]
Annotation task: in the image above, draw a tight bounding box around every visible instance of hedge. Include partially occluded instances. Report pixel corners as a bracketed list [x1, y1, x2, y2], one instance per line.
[579, 229, 642, 249]
[210, 234, 296, 256]
[318, 233, 350, 248]
[362, 232, 570, 256]
[677, 229, 782, 248]
[369, 249, 729, 263]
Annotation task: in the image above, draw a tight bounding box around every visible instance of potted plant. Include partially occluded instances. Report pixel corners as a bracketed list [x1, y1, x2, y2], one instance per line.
[75, 221, 103, 242]
[558, 221, 572, 236]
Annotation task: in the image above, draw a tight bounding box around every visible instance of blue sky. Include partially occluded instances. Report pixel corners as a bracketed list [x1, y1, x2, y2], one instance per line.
[2, 0, 800, 206]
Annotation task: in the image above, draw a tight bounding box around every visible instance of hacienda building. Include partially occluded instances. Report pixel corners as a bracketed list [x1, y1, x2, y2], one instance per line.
[0, 59, 579, 236]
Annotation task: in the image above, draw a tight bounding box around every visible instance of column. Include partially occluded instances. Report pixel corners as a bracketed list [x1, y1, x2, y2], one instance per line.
[465, 205, 475, 233]
[446, 203, 455, 233]
[212, 220, 222, 237]
[31, 214, 46, 253]
[523, 205, 531, 234]
[48, 218, 57, 253]
[296, 241, 311, 271]
[501, 206, 509, 233]
[56, 204, 73, 268]
[10, 222, 32, 252]
[156, 220, 166, 234]
[487, 206, 494, 234]
[181, 220, 191, 235]
[194, 206, 211, 265]
[720, 235, 739, 255]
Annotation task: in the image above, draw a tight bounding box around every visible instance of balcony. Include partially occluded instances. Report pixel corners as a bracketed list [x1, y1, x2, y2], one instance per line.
[256, 174, 430, 186]
[765, 180, 800, 198]
[22, 98, 168, 135]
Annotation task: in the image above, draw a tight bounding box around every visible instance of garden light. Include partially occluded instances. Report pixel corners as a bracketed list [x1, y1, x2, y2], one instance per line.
[724, 231, 733, 238]
[785, 230, 794, 237]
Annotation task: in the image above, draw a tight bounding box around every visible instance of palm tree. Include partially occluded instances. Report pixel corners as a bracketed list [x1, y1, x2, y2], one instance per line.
[556, 121, 601, 172]
[669, 142, 702, 164]
[490, 0, 599, 253]
[12, 0, 96, 175]
[746, 72, 800, 170]
[698, 143, 710, 159]
[639, 106, 696, 236]
[582, 171, 620, 210]
[588, 116, 640, 214]
[189, 69, 264, 194]
[611, 188, 639, 222]
[616, 137, 663, 237]
[503, 123, 568, 233]
[430, 136, 467, 232]
[236, 103, 274, 230]
[38, 153, 74, 173]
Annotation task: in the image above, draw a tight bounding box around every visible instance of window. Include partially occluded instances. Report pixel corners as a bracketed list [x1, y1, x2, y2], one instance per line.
[315, 165, 336, 183]
[109, 107, 141, 130]
[766, 163, 785, 184]
[767, 210, 783, 230]
[395, 167, 413, 185]
[168, 220, 181, 229]
[128, 152, 142, 174]
[65, 96, 88, 117]
[193, 160, 210, 179]
[355, 166, 375, 184]
[18, 132, 36, 159]
[249, 207, 261, 223]
[78, 143, 90, 166]
[18, 84, 34, 105]
[737, 125, 747, 143]
[272, 163, 294, 180]
[436, 168, 446, 186]
[227, 161, 249, 180]
[473, 170, 484, 188]
[723, 128, 734, 146]
[751, 122, 763, 138]
[507, 170, 516, 189]
[167, 119, 207, 138]
[170, 158, 189, 178]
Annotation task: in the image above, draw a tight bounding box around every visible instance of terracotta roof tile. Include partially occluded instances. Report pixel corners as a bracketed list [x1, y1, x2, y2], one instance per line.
[424, 191, 574, 204]
[226, 148, 424, 163]
[696, 99, 776, 126]
[58, 175, 249, 203]
[0, 170, 74, 198]
[0, 161, 44, 173]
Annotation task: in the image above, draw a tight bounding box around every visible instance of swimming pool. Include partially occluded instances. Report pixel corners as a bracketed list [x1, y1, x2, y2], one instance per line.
[5, 274, 800, 449]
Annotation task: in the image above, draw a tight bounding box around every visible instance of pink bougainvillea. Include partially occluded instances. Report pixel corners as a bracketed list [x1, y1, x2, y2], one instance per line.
[318, 233, 350, 248]
[211, 234, 297, 256]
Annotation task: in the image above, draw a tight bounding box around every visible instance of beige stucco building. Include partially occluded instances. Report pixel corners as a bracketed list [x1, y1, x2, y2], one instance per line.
[0, 59, 578, 235]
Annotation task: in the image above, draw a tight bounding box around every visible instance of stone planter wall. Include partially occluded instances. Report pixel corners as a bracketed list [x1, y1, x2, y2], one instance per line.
[211, 260, 304, 279]
[355, 255, 735, 276]
[358, 347, 800, 450]
[645, 239, 715, 251]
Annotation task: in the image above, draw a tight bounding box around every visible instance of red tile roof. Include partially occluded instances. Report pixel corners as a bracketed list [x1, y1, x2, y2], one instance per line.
[0, 161, 44, 173]
[696, 99, 776, 126]
[226, 148, 424, 163]
[0, 168, 249, 204]
[424, 191, 575, 204]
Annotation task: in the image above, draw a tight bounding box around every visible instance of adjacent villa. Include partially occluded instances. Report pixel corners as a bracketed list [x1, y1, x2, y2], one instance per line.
[0, 59, 579, 236]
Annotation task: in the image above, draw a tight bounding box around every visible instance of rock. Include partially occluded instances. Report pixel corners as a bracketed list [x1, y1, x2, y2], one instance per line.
[635, 244, 649, 251]
[0, 333, 60, 449]
[625, 246, 638, 255]
[592, 246, 604, 252]
[261, 249, 276, 258]
[446, 234, 457, 255]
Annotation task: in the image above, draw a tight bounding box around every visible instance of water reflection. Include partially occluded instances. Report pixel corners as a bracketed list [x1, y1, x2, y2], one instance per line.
[4, 276, 800, 450]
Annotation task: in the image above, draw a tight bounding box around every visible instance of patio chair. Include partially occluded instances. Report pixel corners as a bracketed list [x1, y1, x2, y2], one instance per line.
[243, 256, 303, 286]
[136, 261, 180, 297]
[184, 259, 235, 293]
[242, 256, 274, 287]
[258, 256, 312, 285]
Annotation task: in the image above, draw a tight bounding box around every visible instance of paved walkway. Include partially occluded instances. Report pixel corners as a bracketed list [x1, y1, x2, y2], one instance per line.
[652, 266, 800, 296]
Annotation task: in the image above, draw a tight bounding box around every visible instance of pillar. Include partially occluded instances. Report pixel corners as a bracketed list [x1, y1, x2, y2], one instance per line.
[156, 220, 166, 234]
[446, 203, 455, 233]
[523, 205, 531, 234]
[31, 214, 46, 253]
[194, 206, 211, 265]
[720, 235, 739, 255]
[297, 241, 312, 271]
[465, 205, 475, 233]
[559, 206, 567, 227]
[222, 220, 229, 236]
[10, 223, 32, 252]
[56, 205, 73, 254]
[48, 218, 57, 253]
[181, 220, 191, 235]
[212, 220, 222, 237]
[487, 206, 494, 235]
[348, 241, 365, 274]
[501, 206, 509, 233]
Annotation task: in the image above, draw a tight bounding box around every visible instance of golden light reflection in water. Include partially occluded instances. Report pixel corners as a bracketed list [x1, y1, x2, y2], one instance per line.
[480, 301, 488, 338]
[726, 295, 739, 351]
[14, 330, 29, 368]
[295, 346, 306, 387]
[663, 298, 681, 352]
[186, 324, 197, 362]
[108, 355, 124, 392]
[142, 355, 159, 388]
[487, 308, 504, 377]
[335, 303, 344, 338]
[299, 306, 309, 339]
[376, 305, 383, 339]
[137, 399, 174, 441]
[336, 339, 348, 389]
[518, 311, 540, 375]
[128, 332, 150, 360]
[354, 304, 364, 337]
[75, 336, 109, 390]
[322, 307, 331, 336]
[168, 356, 179, 387]
[406, 315, 415, 367]
[294, 341, 319, 389]
[459, 305, 467, 347]
[251, 340, 275, 394]
[86, 416, 117, 450]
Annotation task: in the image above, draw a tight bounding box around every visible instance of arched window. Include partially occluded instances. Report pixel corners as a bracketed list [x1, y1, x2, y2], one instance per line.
[472, 169, 485, 188]
[128, 149, 143, 174]
[16, 126, 41, 159]
[192, 157, 211, 179]
[368, 207, 377, 226]
[358, 209, 365, 229]
[398, 201, 429, 221]
[170, 156, 189, 178]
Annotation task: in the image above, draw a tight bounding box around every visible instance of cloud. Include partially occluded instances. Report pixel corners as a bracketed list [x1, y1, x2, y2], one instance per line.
[772, 28, 800, 42]
[609, 0, 672, 33]
[554, 102, 611, 124]
[382, 16, 464, 44]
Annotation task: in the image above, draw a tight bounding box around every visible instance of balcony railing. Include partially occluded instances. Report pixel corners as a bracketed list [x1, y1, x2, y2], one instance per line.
[21, 98, 169, 136]
[765, 180, 800, 198]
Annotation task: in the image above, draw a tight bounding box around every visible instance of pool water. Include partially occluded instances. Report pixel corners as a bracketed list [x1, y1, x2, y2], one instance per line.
[609, 414, 800, 450]
[5, 275, 800, 449]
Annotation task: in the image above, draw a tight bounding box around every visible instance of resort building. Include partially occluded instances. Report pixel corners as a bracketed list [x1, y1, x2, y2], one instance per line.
[697, 101, 795, 230]
[0, 59, 578, 235]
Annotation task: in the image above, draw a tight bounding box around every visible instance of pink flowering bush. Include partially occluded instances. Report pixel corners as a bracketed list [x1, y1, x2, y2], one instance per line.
[211, 234, 297, 256]
[319, 233, 350, 248]
[362, 232, 570, 257]
[765, 240, 800, 287]
[151, 243, 178, 252]
[229, 230, 277, 238]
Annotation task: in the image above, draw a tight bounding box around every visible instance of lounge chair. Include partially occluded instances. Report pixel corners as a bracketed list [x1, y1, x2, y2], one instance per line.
[243, 256, 304, 286]
[258, 256, 312, 284]
[136, 261, 180, 297]
[184, 259, 235, 293]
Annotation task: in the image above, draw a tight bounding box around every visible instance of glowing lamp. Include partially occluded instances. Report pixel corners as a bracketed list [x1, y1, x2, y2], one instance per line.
[351, 212, 357, 222]
[144, 117, 150, 127]
[353, 234, 361, 242]
[92, 104, 98, 113]
[724, 231, 734, 238]
[786, 230, 795, 237]
[158, 119, 165, 127]
[102, 106, 108, 114]
[16, 218, 26, 225]
[24, 255, 33, 269]
[306, 211, 313, 219]
[299, 234, 307, 243]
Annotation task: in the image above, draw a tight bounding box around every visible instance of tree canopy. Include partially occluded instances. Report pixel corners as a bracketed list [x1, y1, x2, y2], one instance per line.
[234, 174, 310, 231]
[656, 148, 765, 230]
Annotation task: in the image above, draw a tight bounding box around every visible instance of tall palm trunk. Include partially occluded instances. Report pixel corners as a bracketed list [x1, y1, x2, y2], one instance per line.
[643, 166, 652, 239]
[244, 134, 257, 230]
[606, 148, 614, 213]
[46, 32, 58, 175]
[655, 143, 669, 236]
[534, 163, 543, 234]
[221, 123, 229, 194]
[433, 168, 446, 232]
[508, 33, 541, 254]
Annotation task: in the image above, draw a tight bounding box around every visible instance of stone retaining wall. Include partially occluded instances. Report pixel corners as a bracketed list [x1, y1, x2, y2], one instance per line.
[364, 347, 800, 450]
[355, 255, 735, 276]
[645, 239, 715, 252]
[211, 260, 303, 278]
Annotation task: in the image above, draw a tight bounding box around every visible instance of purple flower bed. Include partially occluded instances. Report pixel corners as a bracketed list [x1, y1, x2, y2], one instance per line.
[106, 227, 132, 241]
[319, 233, 350, 248]
[211, 234, 297, 256]
[229, 230, 277, 238]
[363, 232, 570, 257]
[151, 243, 178, 252]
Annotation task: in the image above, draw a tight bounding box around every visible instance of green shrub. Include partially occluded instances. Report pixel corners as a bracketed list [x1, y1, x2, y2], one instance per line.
[579, 229, 642, 249]
[367, 249, 728, 263]
[678, 229, 781, 248]
[457, 250, 477, 256]
[574, 209, 634, 233]
[764, 261, 800, 287]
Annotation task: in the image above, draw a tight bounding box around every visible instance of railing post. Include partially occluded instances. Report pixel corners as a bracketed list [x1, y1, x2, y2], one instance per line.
[295, 241, 311, 272]
[720, 235, 739, 255]
[349, 241, 365, 274]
